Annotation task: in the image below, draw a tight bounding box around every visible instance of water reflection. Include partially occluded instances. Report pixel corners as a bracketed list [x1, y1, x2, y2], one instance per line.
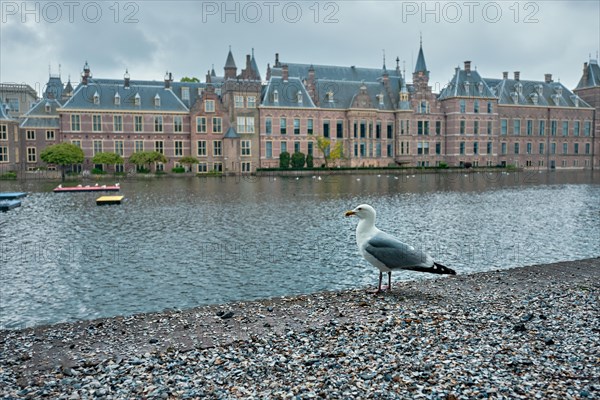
[1, 170, 599, 329]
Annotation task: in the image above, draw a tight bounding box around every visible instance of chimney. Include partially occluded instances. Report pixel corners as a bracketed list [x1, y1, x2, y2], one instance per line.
[82, 61, 91, 85]
[282, 64, 288, 81]
[583, 62, 589, 81]
[514, 71, 520, 81]
[124, 69, 130, 89]
[544, 73, 553, 83]
[464, 61, 471, 73]
[164, 72, 172, 89]
[502, 71, 508, 80]
[275, 53, 280, 67]
[206, 70, 212, 84]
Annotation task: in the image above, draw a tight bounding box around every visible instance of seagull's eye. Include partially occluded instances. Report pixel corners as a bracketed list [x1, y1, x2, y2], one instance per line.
[358, 207, 362, 211]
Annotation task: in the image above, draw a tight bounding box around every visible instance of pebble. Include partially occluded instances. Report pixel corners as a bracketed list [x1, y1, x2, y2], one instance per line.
[0, 258, 598, 399]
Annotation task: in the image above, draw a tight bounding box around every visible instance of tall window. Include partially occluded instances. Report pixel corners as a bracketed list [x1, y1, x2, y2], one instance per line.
[514, 143, 520, 154]
[459, 100, 465, 113]
[154, 116, 163, 132]
[323, 120, 330, 138]
[487, 101, 492, 113]
[175, 141, 183, 156]
[337, 120, 344, 139]
[459, 141, 465, 155]
[501, 142, 507, 154]
[473, 142, 478, 154]
[197, 140, 207, 156]
[135, 140, 144, 153]
[0, 146, 7, 162]
[539, 143, 544, 154]
[266, 141, 273, 158]
[307, 119, 313, 135]
[247, 96, 256, 108]
[562, 121, 569, 136]
[526, 142, 532, 154]
[211, 117, 221, 133]
[174, 116, 183, 133]
[487, 121, 492, 135]
[487, 141, 492, 154]
[562, 143, 568, 154]
[155, 141, 164, 154]
[551, 120, 557, 136]
[473, 100, 479, 113]
[114, 115, 123, 132]
[573, 121, 580, 136]
[460, 120, 465, 135]
[474, 120, 479, 135]
[0, 125, 6, 140]
[265, 117, 272, 135]
[115, 140, 124, 156]
[26, 130, 35, 140]
[241, 140, 251, 156]
[134, 116, 143, 132]
[213, 140, 222, 156]
[388, 122, 394, 138]
[584, 121, 591, 136]
[538, 120, 545, 136]
[526, 120, 533, 136]
[294, 118, 300, 135]
[71, 114, 81, 131]
[27, 147, 36, 162]
[307, 142, 313, 155]
[280, 118, 287, 134]
[501, 119, 507, 135]
[513, 119, 521, 135]
[93, 140, 103, 155]
[93, 115, 102, 131]
[197, 117, 207, 133]
[46, 130, 55, 140]
[435, 121, 441, 135]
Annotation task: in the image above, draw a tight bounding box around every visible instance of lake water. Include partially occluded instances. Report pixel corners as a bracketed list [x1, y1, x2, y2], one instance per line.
[1, 170, 599, 329]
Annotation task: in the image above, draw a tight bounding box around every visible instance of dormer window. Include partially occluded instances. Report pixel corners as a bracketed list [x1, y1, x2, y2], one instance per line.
[554, 85, 562, 97]
[511, 92, 519, 104]
[478, 82, 484, 94]
[114, 92, 121, 105]
[273, 89, 279, 103]
[297, 91, 302, 104]
[182, 87, 190, 101]
[571, 95, 579, 107]
[327, 90, 334, 103]
[134, 93, 141, 106]
[552, 94, 560, 106]
[530, 93, 539, 105]
[514, 82, 523, 95]
[45, 102, 51, 113]
[93, 91, 100, 105]
[154, 93, 161, 107]
[463, 81, 470, 94]
[535, 84, 543, 95]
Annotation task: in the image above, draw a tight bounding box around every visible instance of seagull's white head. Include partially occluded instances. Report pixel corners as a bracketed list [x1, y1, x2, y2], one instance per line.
[345, 204, 376, 222]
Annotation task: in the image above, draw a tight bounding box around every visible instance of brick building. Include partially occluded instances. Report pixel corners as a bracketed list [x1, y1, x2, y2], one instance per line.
[1, 44, 597, 173]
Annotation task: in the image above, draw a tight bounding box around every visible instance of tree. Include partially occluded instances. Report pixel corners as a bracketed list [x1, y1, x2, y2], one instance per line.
[179, 156, 199, 172]
[129, 151, 168, 172]
[291, 152, 306, 169]
[40, 142, 84, 181]
[279, 151, 290, 169]
[92, 152, 123, 166]
[180, 77, 200, 82]
[306, 154, 314, 168]
[315, 137, 343, 168]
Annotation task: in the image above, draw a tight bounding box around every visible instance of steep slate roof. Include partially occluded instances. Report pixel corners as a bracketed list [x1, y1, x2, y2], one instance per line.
[261, 77, 316, 108]
[223, 127, 240, 138]
[278, 61, 402, 83]
[251, 49, 261, 81]
[20, 98, 62, 128]
[414, 45, 428, 76]
[316, 79, 396, 110]
[44, 76, 65, 99]
[485, 78, 591, 108]
[225, 50, 237, 69]
[61, 79, 189, 112]
[576, 59, 600, 89]
[438, 68, 497, 100]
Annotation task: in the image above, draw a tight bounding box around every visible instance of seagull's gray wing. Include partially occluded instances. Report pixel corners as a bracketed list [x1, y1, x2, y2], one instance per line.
[365, 231, 433, 270]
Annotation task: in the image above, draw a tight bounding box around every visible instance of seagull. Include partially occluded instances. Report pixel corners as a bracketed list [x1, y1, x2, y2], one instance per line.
[345, 204, 456, 293]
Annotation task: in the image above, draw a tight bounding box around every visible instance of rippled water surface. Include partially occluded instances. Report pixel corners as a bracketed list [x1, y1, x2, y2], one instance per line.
[1, 171, 599, 329]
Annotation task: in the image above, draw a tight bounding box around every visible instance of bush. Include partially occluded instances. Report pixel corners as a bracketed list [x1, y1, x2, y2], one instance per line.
[438, 162, 448, 169]
[279, 152, 290, 169]
[291, 152, 306, 169]
[0, 171, 17, 180]
[172, 166, 186, 173]
[306, 154, 314, 168]
[91, 168, 106, 175]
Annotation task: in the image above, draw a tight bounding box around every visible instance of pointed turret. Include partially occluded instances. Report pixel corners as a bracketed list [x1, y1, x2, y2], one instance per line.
[250, 48, 261, 81]
[224, 47, 237, 79]
[414, 37, 429, 79]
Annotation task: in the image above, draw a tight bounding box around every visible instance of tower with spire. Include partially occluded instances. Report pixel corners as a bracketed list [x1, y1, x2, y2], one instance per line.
[413, 34, 430, 86]
[224, 46, 237, 80]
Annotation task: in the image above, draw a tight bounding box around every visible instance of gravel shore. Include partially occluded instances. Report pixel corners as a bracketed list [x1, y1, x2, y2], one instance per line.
[1, 258, 599, 399]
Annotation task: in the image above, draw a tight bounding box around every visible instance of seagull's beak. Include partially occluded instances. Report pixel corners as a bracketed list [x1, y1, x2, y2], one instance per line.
[345, 210, 356, 217]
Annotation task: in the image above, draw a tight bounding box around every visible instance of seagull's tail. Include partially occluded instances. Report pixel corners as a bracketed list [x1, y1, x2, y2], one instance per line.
[403, 262, 457, 275]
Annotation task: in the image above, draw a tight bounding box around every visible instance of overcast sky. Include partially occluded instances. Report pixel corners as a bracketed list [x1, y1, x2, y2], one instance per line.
[1, 0, 599, 97]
